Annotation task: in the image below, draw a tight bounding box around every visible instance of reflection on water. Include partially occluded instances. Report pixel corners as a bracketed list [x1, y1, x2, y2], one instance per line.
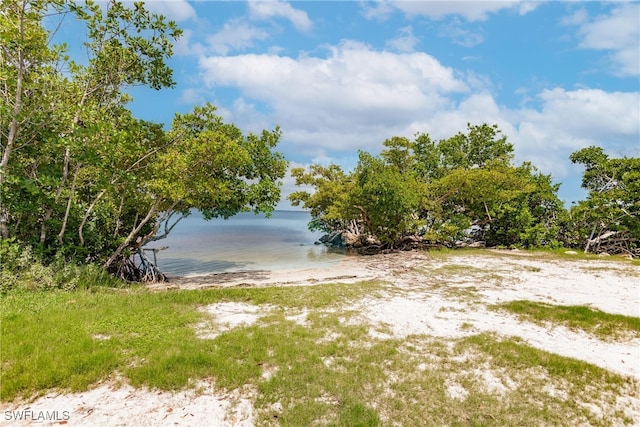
[149, 210, 345, 276]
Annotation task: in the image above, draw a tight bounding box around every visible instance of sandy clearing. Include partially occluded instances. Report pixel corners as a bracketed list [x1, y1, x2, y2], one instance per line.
[3, 250, 639, 426]
[0, 378, 254, 427]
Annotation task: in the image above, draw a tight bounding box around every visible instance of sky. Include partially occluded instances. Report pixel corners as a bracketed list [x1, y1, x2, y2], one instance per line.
[66, 1, 640, 208]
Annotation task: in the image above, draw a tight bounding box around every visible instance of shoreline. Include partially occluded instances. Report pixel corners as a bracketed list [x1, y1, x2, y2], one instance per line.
[149, 251, 374, 290]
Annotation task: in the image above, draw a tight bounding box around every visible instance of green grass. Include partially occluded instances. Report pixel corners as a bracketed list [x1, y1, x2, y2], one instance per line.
[1, 271, 638, 426]
[490, 300, 640, 340]
[429, 246, 640, 265]
[449, 333, 636, 425]
[523, 247, 640, 267]
[0, 281, 386, 401]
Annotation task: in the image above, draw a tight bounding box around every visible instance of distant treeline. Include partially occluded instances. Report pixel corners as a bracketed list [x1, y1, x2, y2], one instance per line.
[289, 124, 639, 257]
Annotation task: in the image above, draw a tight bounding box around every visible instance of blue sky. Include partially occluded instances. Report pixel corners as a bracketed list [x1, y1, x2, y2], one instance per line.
[78, 1, 640, 207]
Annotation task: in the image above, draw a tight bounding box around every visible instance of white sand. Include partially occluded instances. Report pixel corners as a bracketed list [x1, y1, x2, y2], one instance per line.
[1, 378, 254, 427]
[3, 250, 639, 426]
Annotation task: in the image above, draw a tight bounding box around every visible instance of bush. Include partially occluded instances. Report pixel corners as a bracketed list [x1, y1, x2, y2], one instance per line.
[0, 238, 124, 292]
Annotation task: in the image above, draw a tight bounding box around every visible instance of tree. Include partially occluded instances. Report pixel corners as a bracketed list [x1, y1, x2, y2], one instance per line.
[415, 123, 564, 248]
[2, 0, 181, 244]
[350, 151, 424, 246]
[291, 123, 565, 251]
[101, 104, 287, 279]
[567, 147, 639, 256]
[380, 136, 414, 174]
[290, 150, 424, 247]
[0, 0, 68, 237]
[289, 164, 353, 234]
[1, 1, 287, 281]
[414, 123, 513, 180]
[426, 162, 564, 248]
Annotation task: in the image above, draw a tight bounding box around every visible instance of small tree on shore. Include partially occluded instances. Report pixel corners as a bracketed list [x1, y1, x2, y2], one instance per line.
[567, 146, 639, 256]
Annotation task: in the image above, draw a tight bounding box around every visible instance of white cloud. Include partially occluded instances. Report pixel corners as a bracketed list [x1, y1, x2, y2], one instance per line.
[199, 40, 468, 153]
[179, 88, 206, 105]
[173, 29, 207, 57]
[401, 87, 639, 193]
[386, 26, 419, 52]
[512, 88, 639, 176]
[195, 40, 637, 203]
[438, 18, 484, 47]
[206, 19, 269, 55]
[405, 92, 515, 144]
[228, 98, 272, 134]
[571, 4, 640, 76]
[391, 0, 539, 22]
[360, 0, 540, 22]
[142, 0, 196, 22]
[192, 2, 313, 58]
[516, 2, 539, 16]
[560, 8, 588, 26]
[360, 0, 396, 21]
[535, 88, 638, 140]
[248, 0, 313, 32]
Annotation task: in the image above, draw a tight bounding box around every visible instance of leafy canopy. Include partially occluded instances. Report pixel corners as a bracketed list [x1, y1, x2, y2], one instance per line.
[1, 0, 287, 281]
[291, 123, 565, 249]
[567, 146, 639, 256]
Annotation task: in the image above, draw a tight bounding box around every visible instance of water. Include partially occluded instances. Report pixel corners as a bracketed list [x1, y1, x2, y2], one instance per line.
[149, 210, 345, 277]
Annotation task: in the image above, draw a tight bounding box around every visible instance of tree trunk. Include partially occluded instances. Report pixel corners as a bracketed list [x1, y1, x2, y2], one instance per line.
[103, 198, 162, 269]
[79, 188, 106, 246]
[39, 146, 71, 244]
[113, 194, 125, 238]
[146, 210, 188, 243]
[584, 224, 598, 254]
[0, 1, 27, 238]
[57, 165, 80, 244]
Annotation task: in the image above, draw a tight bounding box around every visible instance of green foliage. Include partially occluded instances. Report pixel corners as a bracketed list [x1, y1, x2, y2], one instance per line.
[289, 164, 353, 233]
[1, 1, 287, 279]
[421, 125, 563, 248]
[429, 162, 564, 247]
[567, 147, 639, 256]
[71, 0, 182, 92]
[435, 123, 514, 172]
[290, 148, 424, 245]
[350, 151, 423, 245]
[159, 105, 287, 220]
[291, 123, 565, 249]
[0, 238, 124, 292]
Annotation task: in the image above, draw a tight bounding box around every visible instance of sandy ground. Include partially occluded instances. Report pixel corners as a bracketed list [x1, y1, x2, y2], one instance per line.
[2, 250, 639, 426]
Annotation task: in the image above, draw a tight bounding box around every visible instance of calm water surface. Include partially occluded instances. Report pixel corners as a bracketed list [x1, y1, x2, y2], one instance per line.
[150, 210, 345, 277]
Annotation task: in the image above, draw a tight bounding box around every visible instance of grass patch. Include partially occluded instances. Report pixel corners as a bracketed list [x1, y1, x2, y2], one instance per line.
[0, 281, 384, 402]
[2, 280, 637, 426]
[426, 258, 512, 283]
[448, 333, 637, 425]
[376, 333, 636, 426]
[490, 300, 640, 341]
[430, 263, 489, 276]
[581, 265, 640, 277]
[527, 248, 640, 266]
[428, 246, 639, 266]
